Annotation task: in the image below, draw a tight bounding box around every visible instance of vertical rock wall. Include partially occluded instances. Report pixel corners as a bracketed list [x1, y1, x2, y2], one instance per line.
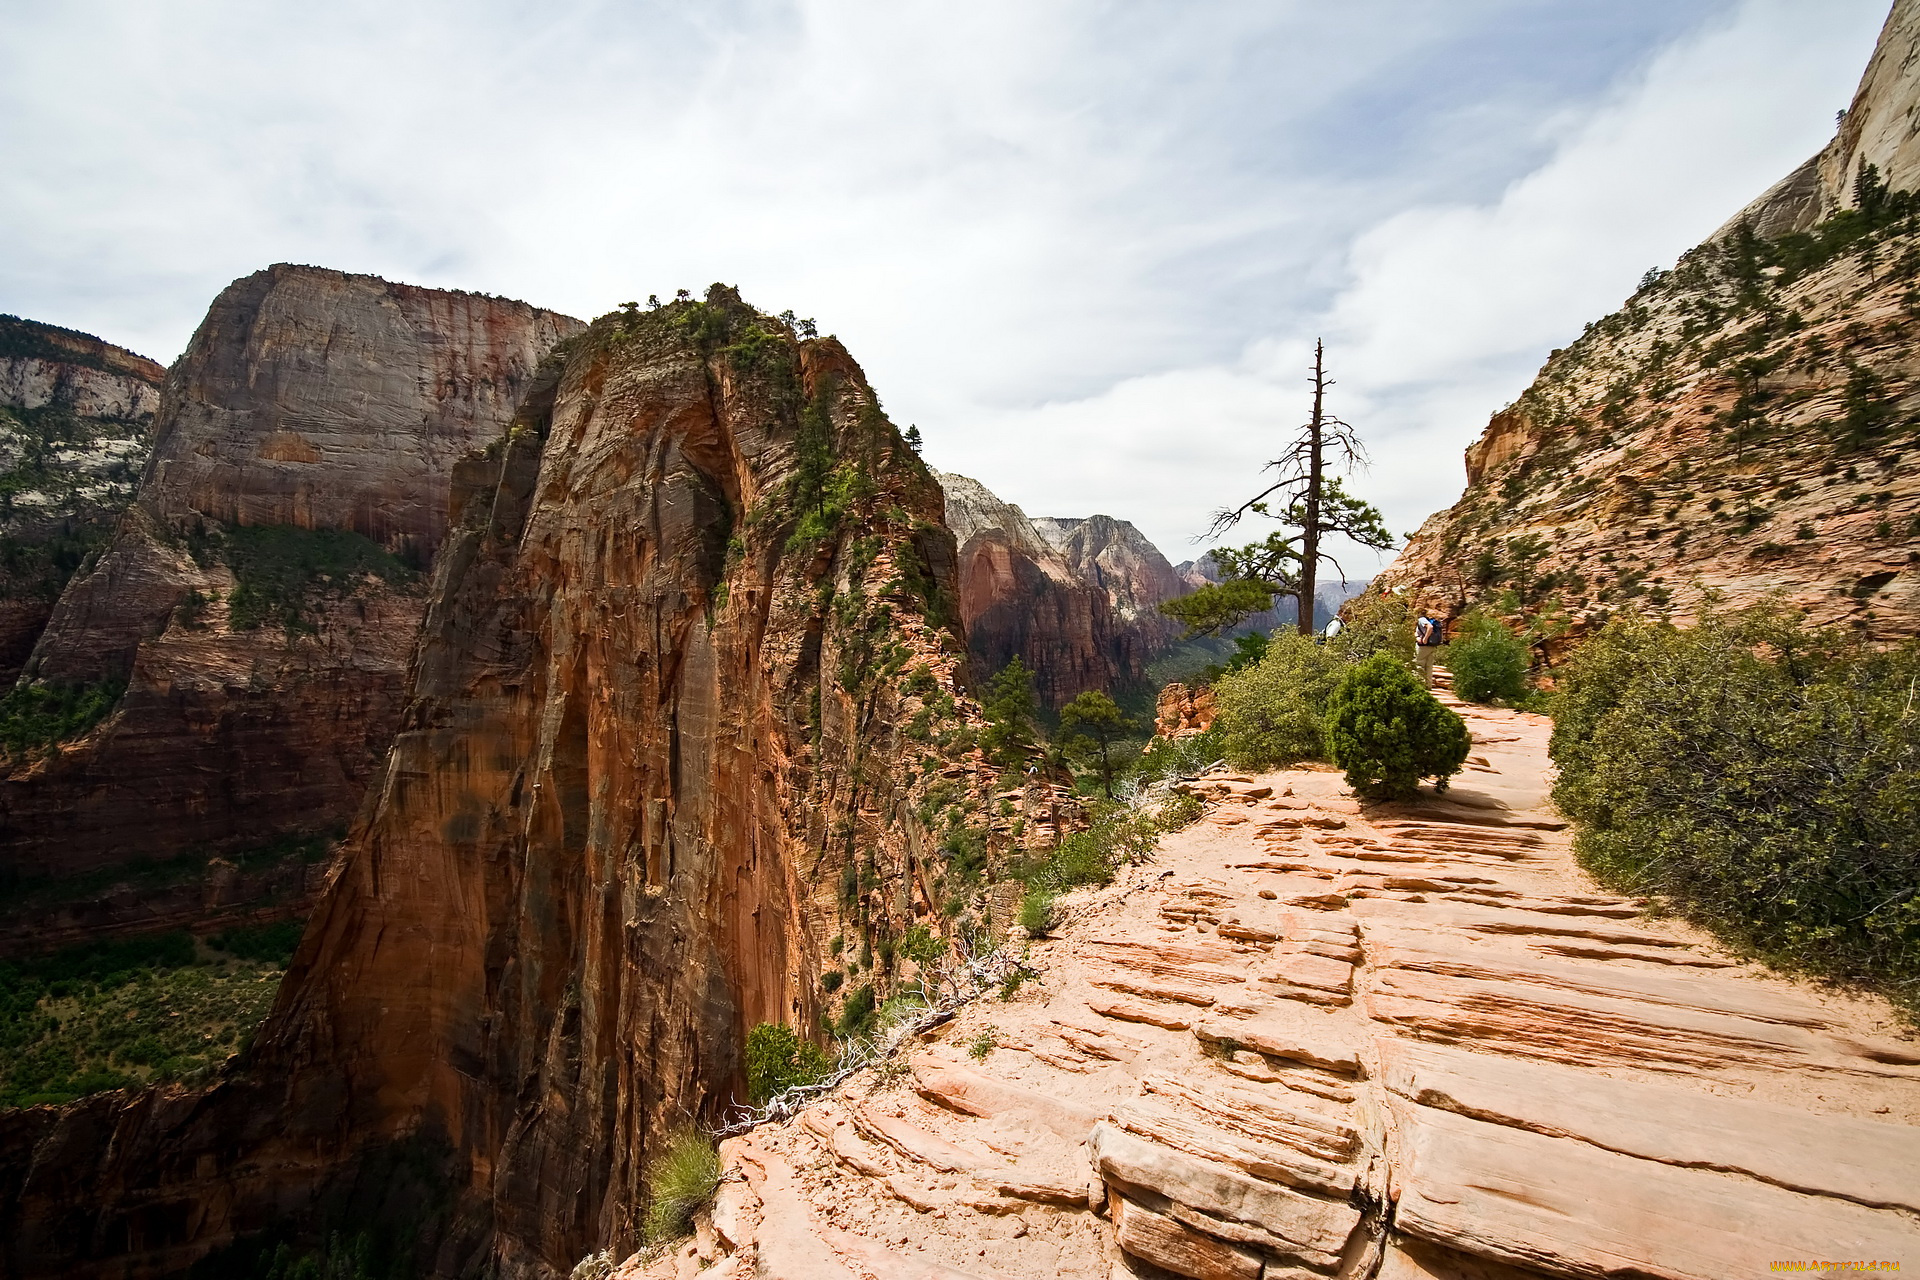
[0, 290, 994, 1279]
[0, 266, 582, 884]
[937, 471, 1186, 707]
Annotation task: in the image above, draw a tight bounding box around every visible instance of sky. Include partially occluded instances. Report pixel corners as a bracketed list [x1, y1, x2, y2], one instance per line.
[0, 0, 1891, 568]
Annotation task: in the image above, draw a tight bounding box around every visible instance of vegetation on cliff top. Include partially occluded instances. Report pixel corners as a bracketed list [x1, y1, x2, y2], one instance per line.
[1404, 165, 1920, 645]
[0, 928, 296, 1108]
[0, 675, 123, 763]
[189, 522, 419, 632]
[1552, 602, 1920, 1017]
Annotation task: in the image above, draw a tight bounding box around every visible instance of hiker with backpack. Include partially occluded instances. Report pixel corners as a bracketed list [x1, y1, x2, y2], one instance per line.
[1415, 611, 1444, 688]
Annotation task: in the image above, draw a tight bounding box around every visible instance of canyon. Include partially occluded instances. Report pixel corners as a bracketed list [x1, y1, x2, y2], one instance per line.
[0, 288, 1011, 1278]
[4, 2, 1920, 1277]
[0, 266, 581, 941]
[1381, 3, 1920, 644]
[938, 472, 1186, 708]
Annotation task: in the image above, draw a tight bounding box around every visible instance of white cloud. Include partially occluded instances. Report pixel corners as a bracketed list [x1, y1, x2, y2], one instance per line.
[939, 0, 1887, 560]
[0, 0, 1890, 565]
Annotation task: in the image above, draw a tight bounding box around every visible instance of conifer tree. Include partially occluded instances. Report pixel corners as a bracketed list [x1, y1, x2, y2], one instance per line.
[1163, 340, 1393, 636]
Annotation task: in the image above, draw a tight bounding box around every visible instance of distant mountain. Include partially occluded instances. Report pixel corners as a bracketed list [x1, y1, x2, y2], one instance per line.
[936, 472, 1187, 705]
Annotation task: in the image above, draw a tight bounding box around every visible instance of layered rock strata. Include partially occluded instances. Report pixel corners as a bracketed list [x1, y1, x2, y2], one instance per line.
[0, 317, 165, 682]
[624, 695, 1920, 1280]
[0, 266, 581, 886]
[1384, 1, 1920, 641]
[938, 472, 1184, 706]
[0, 290, 1004, 1278]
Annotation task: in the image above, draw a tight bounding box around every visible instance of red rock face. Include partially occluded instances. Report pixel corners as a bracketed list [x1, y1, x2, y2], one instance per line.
[937, 472, 1186, 706]
[0, 266, 582, 886]
[0, 291, 994, 1279]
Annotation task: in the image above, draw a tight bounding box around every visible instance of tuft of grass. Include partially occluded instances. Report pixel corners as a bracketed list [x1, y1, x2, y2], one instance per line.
[967, 1028, 998, 1060]
[642, 1127, 722, 1244]
[1018, 886, 1056, 938]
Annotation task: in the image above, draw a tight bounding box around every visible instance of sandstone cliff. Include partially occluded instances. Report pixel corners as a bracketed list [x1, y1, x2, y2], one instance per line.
[0, 317, 164, 683]
[619, 694, 1920, 1280]
[0, 266, 582, 895]
[1382, 1, 1920, 642]
[0, 289, 1006, 1278]
[938, 471, 1184, 707]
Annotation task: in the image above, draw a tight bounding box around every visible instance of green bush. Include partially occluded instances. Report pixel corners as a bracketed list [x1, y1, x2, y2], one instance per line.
[743, 1022, 832, 1104]
[1448, 613, 1530, 705]
[0, 678, 124, 761]
[1552, 606, 1920, 1016]
[1130, 724, 1225, 787]
[1212, 629, 1343, 768]
[1014, 796, 1184, 893]
[1324, 654, 1470, 801]
[1326, 590, 1414, 666]
[642, 1127, 722, 1243]
[210, 918, 305, 965]
[1018, 886, 1057, 937]
[835, 985, 878, 1041]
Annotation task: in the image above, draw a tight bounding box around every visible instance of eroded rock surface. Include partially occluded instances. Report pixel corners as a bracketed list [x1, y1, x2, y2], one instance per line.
[637, 697, 1920, 1280]
[0, 265, 582, 890]
[0, 317, 165, 683]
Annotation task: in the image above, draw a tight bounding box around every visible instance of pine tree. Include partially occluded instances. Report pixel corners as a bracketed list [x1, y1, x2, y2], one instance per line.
[1162, 340, 1393, 636]
[980, 657, 1040, 765]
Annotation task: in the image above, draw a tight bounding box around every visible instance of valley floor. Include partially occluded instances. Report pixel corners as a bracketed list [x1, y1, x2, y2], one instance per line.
[631, 697, 1920, 1280]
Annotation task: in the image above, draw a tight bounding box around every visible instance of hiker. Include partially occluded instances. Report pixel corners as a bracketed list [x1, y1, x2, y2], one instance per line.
[1322, 615, 1343, 643]
[1415, 611, 1443, 688]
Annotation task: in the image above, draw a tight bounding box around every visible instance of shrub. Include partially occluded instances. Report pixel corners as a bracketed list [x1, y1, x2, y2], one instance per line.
[0, 678, 124, 761]
[1326, 590, 1414, 666]
[210, 918, 305, 965]
[1324, 654, 1470, 801]
[743, 1022, 832, 1104]
[835, 985, 878, 1041]
[217, 523, 415, 632]
[1018, 886, 1057, 937]
[1552, 605, 1920, 1016]
[1448, 614, 1530, 705]
[642, 1127, 722, 1243]
[1130, 724, 1225, 788]
[1211, 630, 1343, 769]
[1014, 796, 1185, 893]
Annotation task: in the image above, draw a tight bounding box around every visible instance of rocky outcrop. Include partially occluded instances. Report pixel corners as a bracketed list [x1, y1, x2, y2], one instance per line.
[1152, 682, 1216, 739]
[619, 694, 1920, 1280]
[1384, 2, 1920, 642]
[0, 317, 165, 683]
[0, 290, 1004, 1279]
[0, 266, 581, 890]
[938, 472, 1185, 706]
[1728, 0, 1920, 239]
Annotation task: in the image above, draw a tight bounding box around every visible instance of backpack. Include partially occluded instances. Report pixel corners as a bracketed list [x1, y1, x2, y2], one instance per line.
[1416, 616, 1438, 646]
